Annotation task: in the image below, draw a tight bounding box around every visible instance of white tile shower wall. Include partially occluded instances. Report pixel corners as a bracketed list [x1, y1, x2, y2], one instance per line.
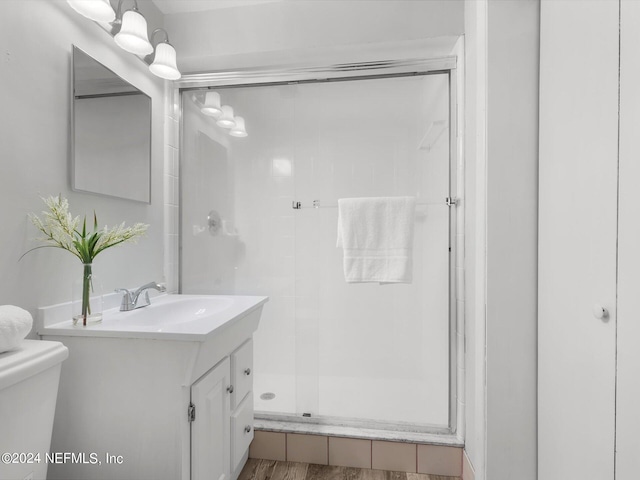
[179, 94, 238, 298]
[164, 84, 180, 293]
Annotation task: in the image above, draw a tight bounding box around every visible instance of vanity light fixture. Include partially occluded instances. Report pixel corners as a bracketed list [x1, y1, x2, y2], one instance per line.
[147, 29, 181, 80]
[113, 0, 153, 56]
[67, 0, 116, 23]
[229, 117, 248, 137]
[68, 0, 183, 81]
[217, 105, 236, 128]
[201, 92, 223, 117]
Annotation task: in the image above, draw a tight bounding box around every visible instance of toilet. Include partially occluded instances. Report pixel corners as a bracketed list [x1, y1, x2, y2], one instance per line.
[0, 339, 68, 480]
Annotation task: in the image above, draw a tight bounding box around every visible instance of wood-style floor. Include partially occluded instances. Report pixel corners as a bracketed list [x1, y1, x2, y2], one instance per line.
[239, 459, 461, 480]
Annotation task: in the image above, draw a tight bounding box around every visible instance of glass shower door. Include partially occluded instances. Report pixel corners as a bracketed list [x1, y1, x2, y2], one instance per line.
[180, 69, 454, 429]
[290, 74, 452, 427]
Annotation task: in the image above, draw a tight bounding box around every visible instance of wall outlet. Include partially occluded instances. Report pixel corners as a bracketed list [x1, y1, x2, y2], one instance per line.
[23, 473, 33, 480]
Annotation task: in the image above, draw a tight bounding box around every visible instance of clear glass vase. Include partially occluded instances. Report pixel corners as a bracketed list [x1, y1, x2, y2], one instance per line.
[72, 263, 103, 326]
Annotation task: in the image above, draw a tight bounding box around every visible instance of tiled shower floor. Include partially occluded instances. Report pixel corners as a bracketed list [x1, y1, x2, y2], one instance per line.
[239, 459, 461, 480]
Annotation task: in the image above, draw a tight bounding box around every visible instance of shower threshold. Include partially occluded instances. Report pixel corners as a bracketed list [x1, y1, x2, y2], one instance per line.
[254, 413, 463, 447]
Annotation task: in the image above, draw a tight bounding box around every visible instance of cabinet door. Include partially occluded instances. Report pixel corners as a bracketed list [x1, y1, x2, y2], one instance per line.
[539, 1, 619, 479]
[191, 358, 231, 480]
[616, 2, 640, 478]
[231, 392, 254, 474]
[230, 339, 253, 410]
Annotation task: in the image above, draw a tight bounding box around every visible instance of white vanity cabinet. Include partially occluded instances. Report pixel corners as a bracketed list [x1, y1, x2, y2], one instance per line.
[39, 294, 267, 480]
[191, 340, 255, 480]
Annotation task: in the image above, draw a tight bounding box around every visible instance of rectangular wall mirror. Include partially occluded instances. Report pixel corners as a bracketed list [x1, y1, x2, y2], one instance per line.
[72, 45, 151, 203]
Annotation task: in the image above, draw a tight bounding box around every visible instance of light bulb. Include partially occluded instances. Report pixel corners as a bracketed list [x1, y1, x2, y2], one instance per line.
[216, 105, 236, 128]
[229, 117, 248, 137]
[67, 0, 116, 23]
[114, 10, 153, 56]
[201, 92, 222, 117]
[149, 42, 181, 80]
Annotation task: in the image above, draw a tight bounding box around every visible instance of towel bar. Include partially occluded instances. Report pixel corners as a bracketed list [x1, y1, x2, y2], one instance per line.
[291, 197, 458, 209]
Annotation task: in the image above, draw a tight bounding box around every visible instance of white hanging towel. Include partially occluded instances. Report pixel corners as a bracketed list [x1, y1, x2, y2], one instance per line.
[336, 196, 416, 284]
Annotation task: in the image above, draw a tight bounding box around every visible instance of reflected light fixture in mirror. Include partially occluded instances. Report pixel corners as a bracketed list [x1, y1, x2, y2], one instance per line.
[217, 105, 236, 128]
[67, 0, 116, 22]
[189, 92, 248, 137]
[229, 117, 248, 137]
[201, 92, 222, 117]
[147, 29, 181, 80]
[113, 1, 153, 56]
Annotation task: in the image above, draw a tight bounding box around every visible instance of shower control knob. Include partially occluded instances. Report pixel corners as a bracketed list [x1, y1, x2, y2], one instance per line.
[592, 304, 609, 320]
[227, 385, 234, 394]
[244, 425, 252, 433]
[244, 368, 251, 376]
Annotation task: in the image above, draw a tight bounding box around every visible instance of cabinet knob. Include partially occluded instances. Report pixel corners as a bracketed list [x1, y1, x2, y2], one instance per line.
[592, 304, 609, 320]
[244, 425, 252, 433]
[227, 385, 234, 394]
[244, 368, 251, 376]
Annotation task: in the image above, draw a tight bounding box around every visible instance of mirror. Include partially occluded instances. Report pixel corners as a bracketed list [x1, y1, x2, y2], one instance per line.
[72, 46, 151, 203]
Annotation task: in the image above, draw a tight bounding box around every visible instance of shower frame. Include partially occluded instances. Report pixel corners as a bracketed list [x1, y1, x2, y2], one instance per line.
[176, 54, 464, 446]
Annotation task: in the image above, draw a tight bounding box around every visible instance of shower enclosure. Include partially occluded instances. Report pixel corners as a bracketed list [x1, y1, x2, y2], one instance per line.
[179, 58, 461, 439]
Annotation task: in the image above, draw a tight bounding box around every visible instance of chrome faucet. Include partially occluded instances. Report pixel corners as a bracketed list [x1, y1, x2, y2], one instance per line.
[116, 282, 166, 311]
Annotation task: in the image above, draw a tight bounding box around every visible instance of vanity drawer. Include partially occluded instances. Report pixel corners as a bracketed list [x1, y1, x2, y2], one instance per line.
[230, 339, 253, 409]
[231, 392, 254, 473]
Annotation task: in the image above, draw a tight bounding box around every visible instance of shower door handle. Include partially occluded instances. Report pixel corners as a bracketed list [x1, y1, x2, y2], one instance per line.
[227, 385, 234, 394]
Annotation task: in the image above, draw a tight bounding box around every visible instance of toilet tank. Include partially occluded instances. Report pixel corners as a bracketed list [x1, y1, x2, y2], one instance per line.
[0, 339, 68, 480]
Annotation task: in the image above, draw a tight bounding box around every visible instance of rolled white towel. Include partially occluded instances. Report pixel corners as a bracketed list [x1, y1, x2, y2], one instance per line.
[0, 305, 33, 353]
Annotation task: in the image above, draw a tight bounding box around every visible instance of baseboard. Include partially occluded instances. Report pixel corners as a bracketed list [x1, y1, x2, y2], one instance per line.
[462, 449, 475, 480]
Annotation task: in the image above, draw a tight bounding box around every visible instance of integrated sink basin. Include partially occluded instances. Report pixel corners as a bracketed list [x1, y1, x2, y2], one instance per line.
[38, 294, 268, 341]
[105, 295, 234, 327]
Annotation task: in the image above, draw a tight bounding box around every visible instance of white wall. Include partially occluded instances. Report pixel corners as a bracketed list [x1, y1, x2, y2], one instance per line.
[165, 0, 465, 72]
[463, 2, 539, 480]
[486, 1, 539, 479]
[463, 0, 486, 476]
[0, 1, 166, 328]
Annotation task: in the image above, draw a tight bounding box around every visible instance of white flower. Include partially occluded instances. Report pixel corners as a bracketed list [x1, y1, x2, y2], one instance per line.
[25, 195, 149, 263]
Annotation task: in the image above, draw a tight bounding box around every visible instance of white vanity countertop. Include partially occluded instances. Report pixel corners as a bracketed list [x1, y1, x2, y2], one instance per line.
[38, 294, 269, 341]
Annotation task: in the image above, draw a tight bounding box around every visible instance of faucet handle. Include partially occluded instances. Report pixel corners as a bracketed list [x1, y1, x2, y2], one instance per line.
[115, 288, 134, 311]
[137, 290, 151, 308]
